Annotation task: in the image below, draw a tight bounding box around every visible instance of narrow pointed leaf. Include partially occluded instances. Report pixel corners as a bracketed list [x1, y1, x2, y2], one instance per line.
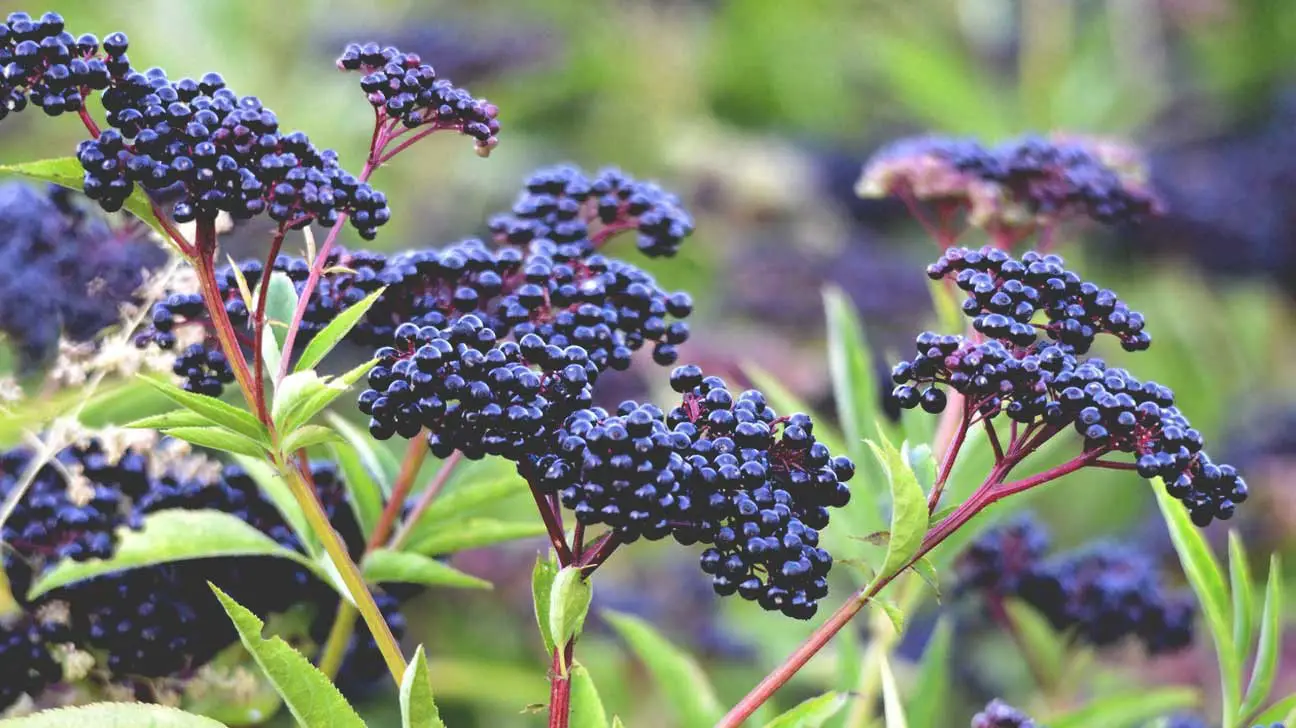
[871, 599, 905, 635]
[1003, 599, 1068, 688]
[325, 440, 385, 537]
[549, 567, 593, 674]
[401, 472, 528, 544]
[603, 610, 723, 728]
[1048, 687, 1198, 728]
[124, 410, 220, 430]
[262, 272, 298, 351]
[281, 424, 343, 453]
[228, 455, 313, 555]
[762, 692, 847, 728]
[823, 285, 878, 461]
[533, 553, 559, 654]
[866, 434, 928, 582]
[138, 376, 267, 443]
[163, 426, 268, 458]
[879, 653, 909, 728]
[272, 371, 328, 430]
[295, 288, 386, 373]
[1229, 531, 1256, 665]
[0, 703, 226, 727]
[1242, 555, 1283, 718]
[906, 619, 953, 728]
[0, 158, 174, 246]
[912, 556, 941, 600]
[569, 662, 610, 728]
[400, 645, 446, 728]
[30, 509, 312, 599]
[326, 411, 400, 487]
[1250, 693, 1296, 725]
[362, 549, 492, 590]
[279, 360, 377, 433]
[408, 518, 548, 556]
[212, 587, 365, 728]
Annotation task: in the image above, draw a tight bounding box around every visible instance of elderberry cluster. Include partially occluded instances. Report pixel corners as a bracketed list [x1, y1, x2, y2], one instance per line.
[971, 700, 1040, 728]
[531, 366, 854, 619]
[0, 11, 111, 119]
[0, 615, 61, 712]
[890, 247, 1246, 526]
[0, 182, 165, 368]
[956, 518, 1195, 655]
[170, 342, 234, 396]
[858, 134, 1160, 228]
[488, 165, 695, 259]
[336, 42, 500, 156]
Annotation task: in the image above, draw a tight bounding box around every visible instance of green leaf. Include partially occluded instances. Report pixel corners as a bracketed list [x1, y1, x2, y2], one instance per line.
[1242, 555, 1283, 719]
[326, 411, 400, 487]
[400, 645, 446, 728]
[906, 619, 953, 728]
[125, 410, 220, 430]
[902, 441, 936, 492]
[1048, 687, 1198, 728]
[549, 566, 593, 674]
[228, 455, 312, 555]
[262, 272, 299, 352]
[1229, 531, 1256, 666]
[0, 703, 227, 728]
[138, 376, 268, 443]
[866, 434, 929, 582]
[400, 472, 528, 546]
[1003, 599, 1067, 688]
[1151, 479, 1237, 716]
[275, 360, 377, 434]
[761, 692, 847, 728]
[926, 279, 966, 337]
[163, 425, 268, 459]
[212, 586, 365, 728]
[870, 599, 905, 635]
[281, 424, 342, 453]
[272, 371, 329, 430]
[569, 662, 610, 728]
[533, 553, 559, 655]
[325, 440, 385, 538]
[611, 718, 626, 728]
[912, 556, 941, 600]
[261, 322, 284, 389]
[0, 158, 175, 246]
[295, 288, 386, 373]
[30, 509, 311, 599]
[362, 549, 492, 590]
[879, 653, 909, 728]
[602, 610, 723, 728]
[1250, 693, 1296, 725]
[408, 518, 548, 556]
[823, 285, 879, 462]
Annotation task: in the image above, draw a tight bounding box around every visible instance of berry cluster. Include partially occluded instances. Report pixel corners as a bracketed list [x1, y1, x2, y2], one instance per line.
[336, 42, 500, 156]
[531, 366, 854, 619]
[956, 518, 1195, 655]
[0, 614, 61, 712]
[170, 342, 234, 396]
[489, 165, 695, 259]
[858, 134, 1160, 229]
[971, 700, 1040, 728]
[0, 182, 166, 368]
[890, 248, 1246, 526]
[0, 11, 111, 119]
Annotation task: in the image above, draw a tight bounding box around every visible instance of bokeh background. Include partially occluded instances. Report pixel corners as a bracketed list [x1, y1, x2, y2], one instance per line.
[4, 0, 1296, 726]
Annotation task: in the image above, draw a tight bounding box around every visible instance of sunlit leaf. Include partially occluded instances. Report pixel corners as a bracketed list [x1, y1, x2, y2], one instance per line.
[137, 376, 267, 443]
[163, 425, 268, 459]
[400, 645, 446, 728]
[294, 288, 386, 373]
[228, 455, 313, 556]
[407, 519, 547, 556]
[326, 411, 399, 487]
[0, 703, 226, 728]
[879, 653, 908, 728]
[325, 440, 385, 538]
[1229, 531, 1256, 666]
[549, 566, 593, 674]
[866, 434, 929, 582]
[761, 692, 847, 728]
[533, 553, 559, 655]
[281, 424, 343, 453]
[569, 662, 610, 728]
[262, 272, 298, 352]
[1242, 555, 1284, 719]
[124, 410, 220, 430]
[362, 549, 491, 590]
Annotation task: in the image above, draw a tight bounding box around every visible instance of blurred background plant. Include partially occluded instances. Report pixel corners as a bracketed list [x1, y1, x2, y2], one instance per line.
[2, 0, 1296, 726]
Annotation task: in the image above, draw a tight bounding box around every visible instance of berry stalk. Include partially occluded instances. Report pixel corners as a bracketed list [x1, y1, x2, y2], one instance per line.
[251, 225, 288, 422]
[548, 640, 576, 728]
[192, 221, 261, 418]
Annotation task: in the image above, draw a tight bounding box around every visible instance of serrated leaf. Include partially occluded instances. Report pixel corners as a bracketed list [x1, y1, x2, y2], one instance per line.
[262, 272, 298, 352]
[533, 553, 559, 655]
[400, 645, 446, 728]
[408, 519, 548, 556]
[138, 376, 268, 443]
[228, 455, 313, 556]
[164, 426, 268, 458]
[902, 442, 936, 492]
[295, 288, 386, 373]
[603, 610, 723, 728]
[762, 692, 847, 728]
[325, 440, 384, 538]
[1003, 599, 1067, 688]
[1242, 555, 1283, 719]
[866, 434, 929, 583]
[549, 567, 593, 674]
[125, 410, 222, 430]
[212, 586, 365, 728]
[871, 599, 905, 635]
[326, 411, 399, 487]
[180, 639, 285, 725]
[281, 425, 342, 453]
[362, 549, 492, 590]
[879, 653, 908, 728]
[30, 509, 312, 599]
[0, 158, 174, 246]
[1229, 531, 1255, 666]
[906, 619, 953, 728]
[1048, 687, 1198, 728]
[1151, 479, 1237, 717]
[570, 662, 610, 728]
[276, 360, 377, 434]
[272, 371, 329, 430]
[823, 285, 879, 463]
[0, 703, 226, 727]
[1250, 693, 1296, 725]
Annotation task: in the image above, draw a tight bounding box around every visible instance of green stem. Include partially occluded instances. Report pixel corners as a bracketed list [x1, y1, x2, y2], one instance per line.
[318, 602, 359, 680]
[276, 455, 407, 683]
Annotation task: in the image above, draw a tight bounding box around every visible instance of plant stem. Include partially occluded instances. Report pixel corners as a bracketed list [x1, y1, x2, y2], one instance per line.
[192, 222, 260, 415]
[929, 408, 970, 512]
[548, 640, 575, 728]
[577, 531, 621, 574]
[277, 454, 407, 683]
[389, 449, 463, 551]
[527, 479, 573, 566]
[251, 226, 287, 423]
[317, 601, 358, 680]
[368, 436, 431, 550]
[984, 419, 1004, 462]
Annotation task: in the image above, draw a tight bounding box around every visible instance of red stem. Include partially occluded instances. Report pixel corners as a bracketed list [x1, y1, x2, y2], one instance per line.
[928, 408, 970, 512]
[192, 224, 259, 413]
[528, 480, 573, 566]
[571, 522, 585, 562]
[77, 104, 100, 138]
[375, 124, 444, 165]
[1091, 459, 1137, 471]
[991, 449, 1107, 500]
[389, 449, 464, 551]
[250, 226, 287, 423]
[984, 419, 1005, 462]
[366, 436, 430, 550]
[577, 531, 622, 574]
[548, 641, 575, 728]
